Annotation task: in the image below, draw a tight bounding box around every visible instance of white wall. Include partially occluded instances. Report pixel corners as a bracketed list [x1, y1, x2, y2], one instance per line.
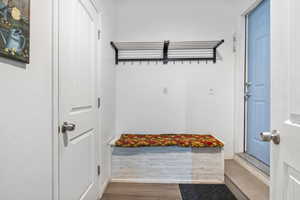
[0, 0, 260, 198]
[0, 1, 53, 199]
[115, 0, 248, 158]
[97, 0, 116, 192]
[0, 0, 117, 199]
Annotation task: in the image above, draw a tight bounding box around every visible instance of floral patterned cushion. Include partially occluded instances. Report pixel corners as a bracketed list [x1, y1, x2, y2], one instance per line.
[115, 134, 224, 148]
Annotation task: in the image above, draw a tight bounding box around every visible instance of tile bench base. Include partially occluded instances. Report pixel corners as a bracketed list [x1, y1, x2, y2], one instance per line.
[111, 146, 224, 184]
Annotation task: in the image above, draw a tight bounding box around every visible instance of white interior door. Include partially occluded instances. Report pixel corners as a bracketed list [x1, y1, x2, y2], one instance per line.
[59, 0, 99, 200]
[270, 0, 300, 199]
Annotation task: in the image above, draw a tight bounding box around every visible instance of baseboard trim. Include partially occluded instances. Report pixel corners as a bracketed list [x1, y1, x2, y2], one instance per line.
[97, 178, 110, 200]
[111, 178, 224, 184]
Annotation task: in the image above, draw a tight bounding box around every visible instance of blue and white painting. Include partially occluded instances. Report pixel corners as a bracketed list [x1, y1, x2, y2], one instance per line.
[0, 0, 29, 63]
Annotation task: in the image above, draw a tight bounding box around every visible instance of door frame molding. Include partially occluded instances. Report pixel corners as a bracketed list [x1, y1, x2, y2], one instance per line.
[234, 0, 263, 154]
[52, 0, 59, 199]
[51, 0, 101, 199]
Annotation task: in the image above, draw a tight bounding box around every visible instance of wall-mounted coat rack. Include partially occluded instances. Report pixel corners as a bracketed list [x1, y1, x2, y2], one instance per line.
[110, 40, 224, 65]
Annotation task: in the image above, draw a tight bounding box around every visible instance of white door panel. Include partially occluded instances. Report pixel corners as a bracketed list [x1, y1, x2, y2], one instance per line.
[290, 0, 300, 123]
[285, 166, 300, 200]
[271, 0, 300, 199]
[59, 0, 99, 199]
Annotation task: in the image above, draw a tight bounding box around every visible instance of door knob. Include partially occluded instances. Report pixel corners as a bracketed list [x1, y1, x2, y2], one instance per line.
[260, 130, 280, 145]
[61, 122, 76, 133]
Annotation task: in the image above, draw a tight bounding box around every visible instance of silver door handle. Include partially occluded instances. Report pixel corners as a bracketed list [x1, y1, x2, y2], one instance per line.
[62, 122, 76, 133]
[245, 82, 252, 87]
[260, 130, 280, 145]
[244, 93, 252, 100]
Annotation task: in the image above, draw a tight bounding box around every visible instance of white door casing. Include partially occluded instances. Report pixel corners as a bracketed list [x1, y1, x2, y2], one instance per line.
[271, 0, 300, 199]
[59, 0, 99, 199]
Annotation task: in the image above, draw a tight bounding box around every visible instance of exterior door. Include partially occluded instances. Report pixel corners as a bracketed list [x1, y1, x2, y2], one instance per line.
[59, 0, 99, 200]
[246, 0, 270, 165]
[269, 0, 300, 199]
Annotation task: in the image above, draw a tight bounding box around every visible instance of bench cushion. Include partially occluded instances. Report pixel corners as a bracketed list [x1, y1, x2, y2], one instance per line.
[115, 134, 224, 148]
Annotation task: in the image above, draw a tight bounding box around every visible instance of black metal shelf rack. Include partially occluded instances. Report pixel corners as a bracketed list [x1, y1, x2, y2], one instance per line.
[110, 40, 224, 65]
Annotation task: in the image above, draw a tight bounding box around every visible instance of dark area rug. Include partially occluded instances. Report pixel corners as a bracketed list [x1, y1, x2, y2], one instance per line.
[179, 184, 237, 200]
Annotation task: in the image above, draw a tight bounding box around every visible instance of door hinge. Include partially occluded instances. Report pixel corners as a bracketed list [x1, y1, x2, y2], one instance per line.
[97, 97, 101, 109]
[97, 165, 101, 176]
[233, 34, 237, 53]
[98, 30, 101, 40]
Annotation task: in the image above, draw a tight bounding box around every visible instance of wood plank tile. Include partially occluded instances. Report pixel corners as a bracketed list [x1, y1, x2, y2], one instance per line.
[225, 160, 269, 200]
[101, 183, 182, 200]
[112, 147, 224, 183]
[101, 194, 159, 200]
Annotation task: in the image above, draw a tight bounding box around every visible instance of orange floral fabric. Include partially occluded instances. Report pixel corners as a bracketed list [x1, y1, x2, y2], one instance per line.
[115, 134, 224, 148]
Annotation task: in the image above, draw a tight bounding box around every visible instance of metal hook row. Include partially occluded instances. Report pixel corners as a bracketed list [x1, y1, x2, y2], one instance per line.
[122, 60, 212, 65]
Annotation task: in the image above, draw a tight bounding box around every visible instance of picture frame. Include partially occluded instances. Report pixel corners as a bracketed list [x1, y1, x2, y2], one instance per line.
[0, 0, 30, 64]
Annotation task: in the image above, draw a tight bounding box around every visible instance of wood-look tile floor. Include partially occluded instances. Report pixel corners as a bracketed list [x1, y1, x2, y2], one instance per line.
[225, 160, 269, 200]
[101, 160, 269, 200]
[100, 183, 182, 200]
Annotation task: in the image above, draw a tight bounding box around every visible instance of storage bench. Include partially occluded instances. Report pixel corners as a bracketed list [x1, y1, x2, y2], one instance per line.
[110, 134, 224, 184]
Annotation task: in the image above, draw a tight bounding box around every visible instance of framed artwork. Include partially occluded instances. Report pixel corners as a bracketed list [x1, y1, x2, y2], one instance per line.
[0, 0, 29, 63]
